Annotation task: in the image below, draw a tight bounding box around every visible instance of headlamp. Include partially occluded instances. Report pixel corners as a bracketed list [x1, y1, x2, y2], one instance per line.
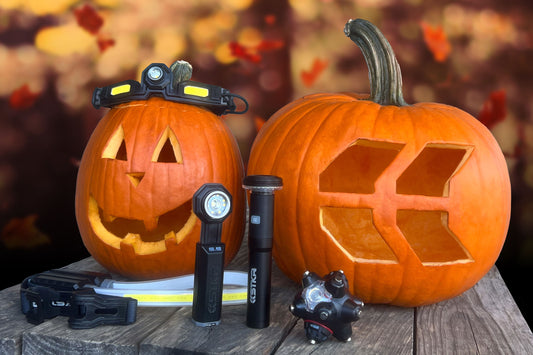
[92, 63, 248, 116]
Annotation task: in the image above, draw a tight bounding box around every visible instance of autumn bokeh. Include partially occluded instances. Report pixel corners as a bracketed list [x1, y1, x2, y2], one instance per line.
[0, 0, 531, 325]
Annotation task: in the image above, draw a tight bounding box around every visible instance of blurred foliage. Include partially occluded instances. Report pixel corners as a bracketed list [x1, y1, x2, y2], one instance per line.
[0, 0, 531, 326]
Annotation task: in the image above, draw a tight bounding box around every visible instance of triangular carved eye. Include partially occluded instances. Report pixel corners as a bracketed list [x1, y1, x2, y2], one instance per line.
[152, 126, 183, 163]
[102, 125, 127, 161]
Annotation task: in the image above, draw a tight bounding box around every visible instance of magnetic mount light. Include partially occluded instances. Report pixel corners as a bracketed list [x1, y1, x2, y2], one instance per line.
[203, 190, 231, 220]
[193, 183, 233, 224]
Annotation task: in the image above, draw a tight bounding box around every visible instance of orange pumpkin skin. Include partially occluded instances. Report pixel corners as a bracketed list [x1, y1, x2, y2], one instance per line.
[247, 21, 511, 307]
[76, 97, 244, 279]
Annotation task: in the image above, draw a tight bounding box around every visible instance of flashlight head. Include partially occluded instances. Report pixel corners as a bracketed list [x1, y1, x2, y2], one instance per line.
[243, 175, 283, 194]
[193, 183, 232, 223]
[141, 63, 172, 90]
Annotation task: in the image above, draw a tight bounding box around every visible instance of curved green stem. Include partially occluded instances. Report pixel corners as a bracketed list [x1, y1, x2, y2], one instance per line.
[344, 19, 408, 106]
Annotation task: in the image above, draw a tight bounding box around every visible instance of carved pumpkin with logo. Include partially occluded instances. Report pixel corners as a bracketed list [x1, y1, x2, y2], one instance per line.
[75, 97, 244, 279]
[247, 19, 511, 306]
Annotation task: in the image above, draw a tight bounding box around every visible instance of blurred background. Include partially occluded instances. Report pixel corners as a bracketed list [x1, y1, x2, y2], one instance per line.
[0, 0, 531, 327]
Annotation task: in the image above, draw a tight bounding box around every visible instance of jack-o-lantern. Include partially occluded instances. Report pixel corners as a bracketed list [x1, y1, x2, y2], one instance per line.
[247, 19, 511, 306]
[75, 62, 246, 279]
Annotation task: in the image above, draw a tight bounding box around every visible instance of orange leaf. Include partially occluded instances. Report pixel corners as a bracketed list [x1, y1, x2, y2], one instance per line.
[0, 215, 51, 249]
[300, 58, 328, 87]
[97, 35, 115, 52]
[9, 84, 40, 110]
[420, 21, 451, 62]
[229, 41, 262, 63]
[74, 4, 104, 35]
[264, 14, 277, 25]
[255, 39, 284, 51]
[478, 90, 506, 129]
[254, 116, 266, 132]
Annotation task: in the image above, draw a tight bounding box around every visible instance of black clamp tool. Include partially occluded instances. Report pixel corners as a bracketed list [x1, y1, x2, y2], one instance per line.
[20, 269, 137, 329]
[290, 270, 364, 344]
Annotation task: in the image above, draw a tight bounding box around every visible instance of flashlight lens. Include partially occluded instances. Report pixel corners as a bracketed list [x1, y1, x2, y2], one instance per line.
[204, 191, 231, 220]
[303, 281, 332, 312]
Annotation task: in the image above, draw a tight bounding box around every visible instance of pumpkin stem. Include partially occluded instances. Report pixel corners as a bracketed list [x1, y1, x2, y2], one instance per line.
[170, 60, 193, 87]
[344, 19, 408, 106]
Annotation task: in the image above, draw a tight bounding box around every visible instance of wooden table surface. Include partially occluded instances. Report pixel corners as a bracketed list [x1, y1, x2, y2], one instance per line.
[1, 242, 532, 355]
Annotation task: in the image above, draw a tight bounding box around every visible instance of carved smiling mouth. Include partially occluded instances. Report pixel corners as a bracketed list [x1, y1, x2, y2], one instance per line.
[88, 196, 197, 255]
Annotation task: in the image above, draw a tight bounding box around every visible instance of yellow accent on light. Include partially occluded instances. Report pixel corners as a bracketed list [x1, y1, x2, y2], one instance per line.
[125, 294, 194, 304]
[111, 84, 131, 96]
[184, 85, 209, 98]
[222, 292, 248, 301]
[123, 291, 247, 304]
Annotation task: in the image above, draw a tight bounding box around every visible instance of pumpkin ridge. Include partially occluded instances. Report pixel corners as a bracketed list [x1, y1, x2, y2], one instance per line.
[268, 99, 352, 278]
[297, 102, 367, 273]
[269, 101, 341, 275]
[424, 105, 510, 255]
[265, 99, 336, 172]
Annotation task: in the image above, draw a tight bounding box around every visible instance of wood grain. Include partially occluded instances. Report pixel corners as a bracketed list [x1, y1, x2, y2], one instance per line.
[416, 267, 533, 354]
[276, 305, 413, 354]
[139, 261, 298, 354]
[1, 242, 532, 354]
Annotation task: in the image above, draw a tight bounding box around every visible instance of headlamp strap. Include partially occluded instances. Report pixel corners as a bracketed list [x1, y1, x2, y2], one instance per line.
[92, 62, 248, 115]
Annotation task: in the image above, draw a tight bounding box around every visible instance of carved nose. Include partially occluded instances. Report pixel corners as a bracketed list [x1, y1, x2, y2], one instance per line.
[126, 172, 145, 187]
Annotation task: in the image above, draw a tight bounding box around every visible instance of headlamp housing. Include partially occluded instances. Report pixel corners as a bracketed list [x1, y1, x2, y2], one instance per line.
[92, 63, 248, 115]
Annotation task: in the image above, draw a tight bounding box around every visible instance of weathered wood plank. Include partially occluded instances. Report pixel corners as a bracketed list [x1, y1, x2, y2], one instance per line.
[0, 284, 37, 355]
[3, 241, 532, 355]
[22, 307, 177, 355]
[0, 257, 110, 355]
[18, 257, 178, 355]
[276, 304, 414, 354]
[139, 261, 298, 354]
[416, 266, 533, 355]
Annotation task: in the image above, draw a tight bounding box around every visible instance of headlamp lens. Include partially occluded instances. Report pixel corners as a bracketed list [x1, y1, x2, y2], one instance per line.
[147, 66, 163, 81]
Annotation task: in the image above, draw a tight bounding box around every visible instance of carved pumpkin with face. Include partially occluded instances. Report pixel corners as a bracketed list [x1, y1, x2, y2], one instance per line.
[75, 97, 244, 279]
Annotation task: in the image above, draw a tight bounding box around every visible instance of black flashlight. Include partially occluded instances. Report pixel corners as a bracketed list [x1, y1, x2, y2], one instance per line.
[243, 175, 283, 329]
[192, 183, 232, 326]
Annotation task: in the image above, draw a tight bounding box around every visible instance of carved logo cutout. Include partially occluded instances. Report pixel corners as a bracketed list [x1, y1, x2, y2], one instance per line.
[319, 139, 473, 265]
